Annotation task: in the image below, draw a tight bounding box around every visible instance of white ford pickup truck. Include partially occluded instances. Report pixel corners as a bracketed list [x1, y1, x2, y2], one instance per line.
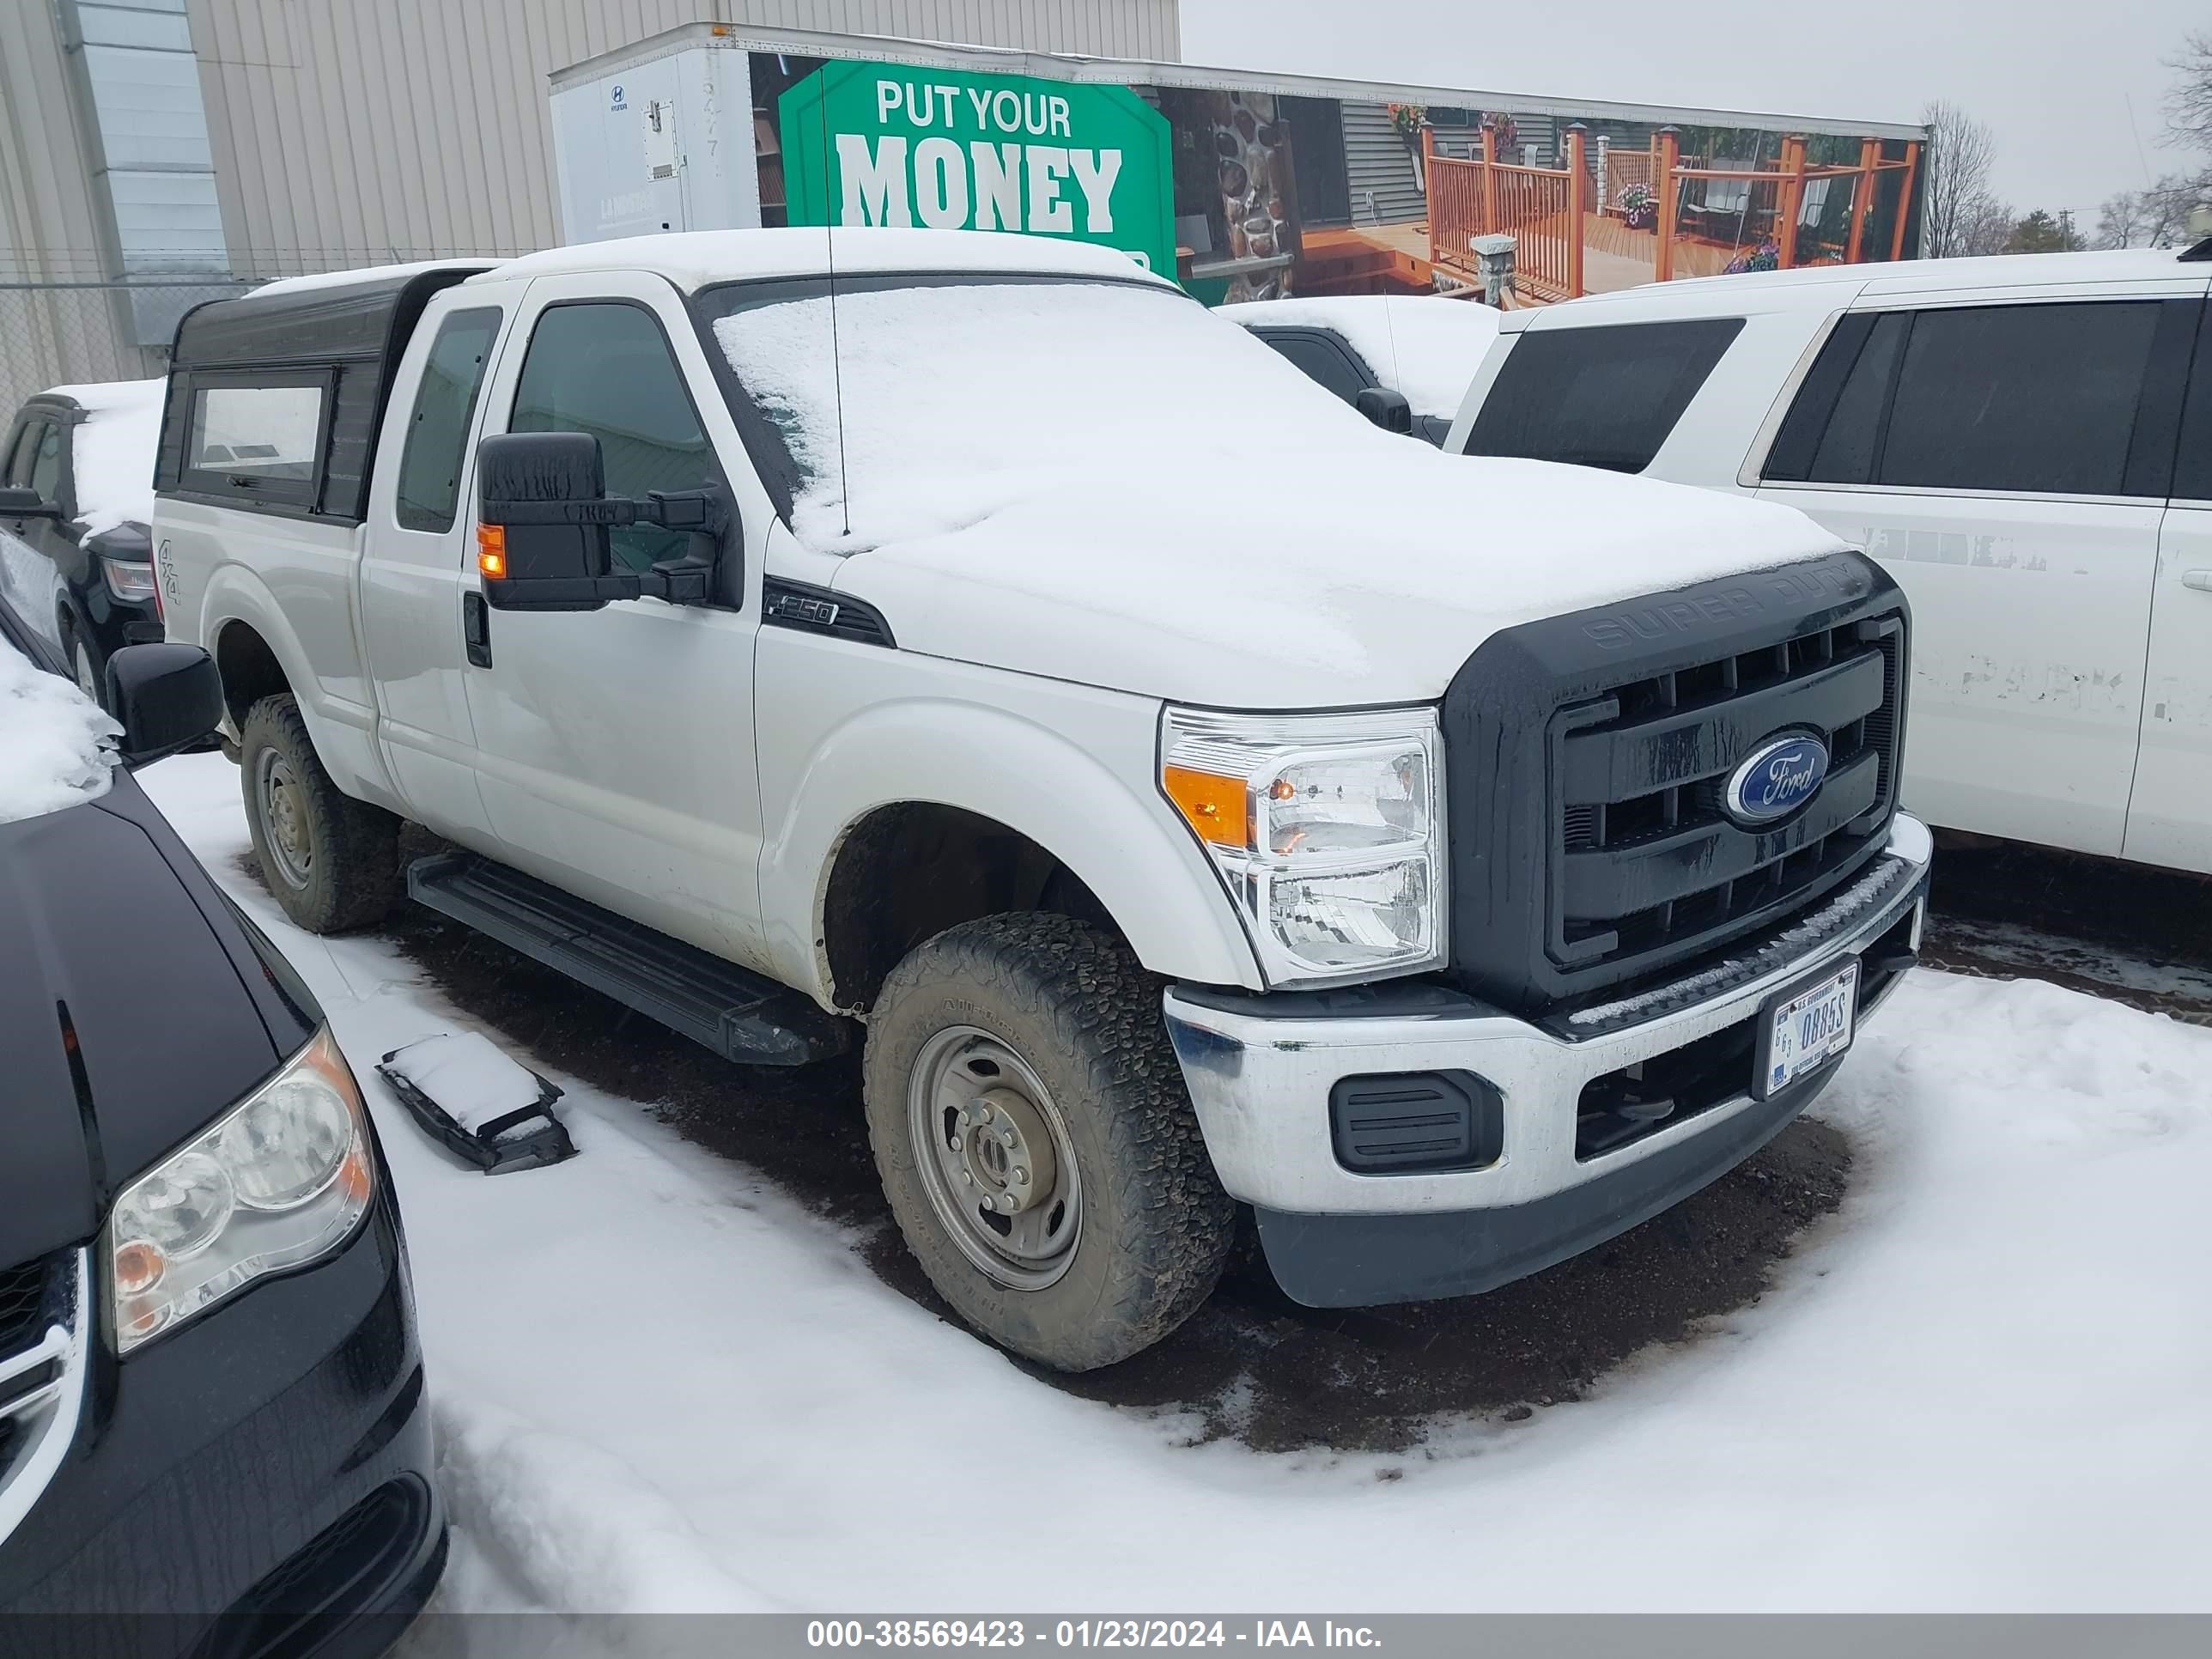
[154, 229, 1929, 1370]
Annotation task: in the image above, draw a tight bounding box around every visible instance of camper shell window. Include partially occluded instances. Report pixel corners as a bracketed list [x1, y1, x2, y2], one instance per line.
[156, 264, 490, 524]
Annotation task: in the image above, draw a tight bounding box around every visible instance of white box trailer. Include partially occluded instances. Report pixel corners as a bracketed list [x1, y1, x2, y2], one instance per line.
[548, 23, 1929, 306]
[550, 37, 761, 242]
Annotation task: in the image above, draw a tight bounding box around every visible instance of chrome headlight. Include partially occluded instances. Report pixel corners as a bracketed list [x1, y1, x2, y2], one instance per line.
[1162, 707, 1446, 988]
[107, 1028, 375, 1352]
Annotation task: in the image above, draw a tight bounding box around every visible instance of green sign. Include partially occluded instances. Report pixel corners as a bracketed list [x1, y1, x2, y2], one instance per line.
[780, 62, 1175, 277]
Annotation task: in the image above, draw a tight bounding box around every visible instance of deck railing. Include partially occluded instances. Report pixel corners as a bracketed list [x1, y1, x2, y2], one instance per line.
[1425, 125, 1922, 303]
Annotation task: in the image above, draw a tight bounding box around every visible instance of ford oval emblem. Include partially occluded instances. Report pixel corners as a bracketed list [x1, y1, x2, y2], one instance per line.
[1724, 733, 1830, 826]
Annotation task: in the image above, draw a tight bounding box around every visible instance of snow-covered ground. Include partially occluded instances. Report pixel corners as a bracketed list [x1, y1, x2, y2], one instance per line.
[136, 750, 2212, 1616]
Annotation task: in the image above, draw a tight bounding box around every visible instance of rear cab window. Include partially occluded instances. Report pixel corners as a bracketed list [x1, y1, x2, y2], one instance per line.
[1460, 317, 1745, 473]
[394, 307, 504, 532]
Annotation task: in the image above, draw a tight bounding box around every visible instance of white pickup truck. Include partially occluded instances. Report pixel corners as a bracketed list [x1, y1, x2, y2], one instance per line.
[155, 228, 1929, 1370]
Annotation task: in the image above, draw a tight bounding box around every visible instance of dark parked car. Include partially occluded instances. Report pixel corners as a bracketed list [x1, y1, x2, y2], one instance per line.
[0, 592, 445, 1653]
[1224, 294, 1499, 445]
[1, 381, 167, 710]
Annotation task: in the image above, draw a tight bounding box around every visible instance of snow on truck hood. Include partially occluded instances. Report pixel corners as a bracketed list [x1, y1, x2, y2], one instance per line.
[714, 277, 1846, 708]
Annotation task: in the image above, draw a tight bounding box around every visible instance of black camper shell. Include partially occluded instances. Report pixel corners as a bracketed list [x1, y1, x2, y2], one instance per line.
[156, 264, 495, 526]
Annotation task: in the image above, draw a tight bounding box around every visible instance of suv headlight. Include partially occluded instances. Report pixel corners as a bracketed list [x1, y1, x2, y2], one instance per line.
[1162, 707, 1446, 988]
[101, 559, 159, 603]
[107, 1028, 374, 1352]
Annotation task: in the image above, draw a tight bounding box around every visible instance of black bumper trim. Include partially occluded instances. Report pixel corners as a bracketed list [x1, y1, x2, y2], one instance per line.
[1253, 1059, 1841, 1309]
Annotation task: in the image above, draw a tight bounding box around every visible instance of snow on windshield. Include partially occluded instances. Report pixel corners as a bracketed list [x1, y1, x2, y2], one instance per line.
[0, 634, 118, 825]
[46, 378, 165, 537]
[712, 278, 1379, 556]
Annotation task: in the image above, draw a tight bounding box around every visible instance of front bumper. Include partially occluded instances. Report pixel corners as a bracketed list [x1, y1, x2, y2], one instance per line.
[1164, 814, 1931, 1307]
[0, 1182, 445, 1656]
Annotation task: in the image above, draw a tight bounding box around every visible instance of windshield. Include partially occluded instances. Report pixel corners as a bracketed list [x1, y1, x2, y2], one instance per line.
[0, 633, 118, 827]
[701, 274, 1369, 556]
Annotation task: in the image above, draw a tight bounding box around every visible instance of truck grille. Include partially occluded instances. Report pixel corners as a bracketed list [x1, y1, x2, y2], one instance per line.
[1440, 552, 1908, 1016]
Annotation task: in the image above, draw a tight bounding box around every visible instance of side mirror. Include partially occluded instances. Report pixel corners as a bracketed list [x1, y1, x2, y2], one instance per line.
[475, 430, 726, 612]
[0, 485, 62, 520]
[106, 643, 223, 768]
[1354, 387, 1414, 435]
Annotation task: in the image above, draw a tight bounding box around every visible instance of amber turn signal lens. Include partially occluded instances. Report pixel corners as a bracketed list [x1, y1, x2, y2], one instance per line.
[1164, 764, 1250, 849]
[476, 523, 507, 579]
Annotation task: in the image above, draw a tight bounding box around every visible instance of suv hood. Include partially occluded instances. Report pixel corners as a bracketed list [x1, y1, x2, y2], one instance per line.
[828, 455, 1848, 708]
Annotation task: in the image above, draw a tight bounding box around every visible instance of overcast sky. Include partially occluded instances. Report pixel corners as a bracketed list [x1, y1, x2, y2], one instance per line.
[1182, 0, 2203, 227]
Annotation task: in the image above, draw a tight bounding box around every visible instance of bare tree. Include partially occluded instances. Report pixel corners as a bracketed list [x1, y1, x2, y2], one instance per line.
[2097, 176, 2203, 248]
[1957, 193, 2015, 257]
[2165, 30, 2212, 155]
[1922, 100, 2003, 258]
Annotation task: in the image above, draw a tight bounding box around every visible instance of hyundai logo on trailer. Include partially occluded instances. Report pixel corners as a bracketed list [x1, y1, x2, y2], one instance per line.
[1724, 733, 1830, 826]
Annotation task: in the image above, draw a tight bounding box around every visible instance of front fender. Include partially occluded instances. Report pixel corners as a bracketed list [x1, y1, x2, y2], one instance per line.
[197, 564, 400, 811]
[758, 691, 1263, 1006]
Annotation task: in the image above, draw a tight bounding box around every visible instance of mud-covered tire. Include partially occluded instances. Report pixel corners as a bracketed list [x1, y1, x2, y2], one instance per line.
[238, 692, 401, 933]
[864, 913, 1235, 1372]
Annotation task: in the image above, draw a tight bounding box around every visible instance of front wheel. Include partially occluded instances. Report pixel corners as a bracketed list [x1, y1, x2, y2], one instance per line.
[863, 913, 1234, 1371]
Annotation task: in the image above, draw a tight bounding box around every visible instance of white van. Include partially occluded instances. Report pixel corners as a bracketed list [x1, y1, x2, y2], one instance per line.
[1446, 247, 2212, 874]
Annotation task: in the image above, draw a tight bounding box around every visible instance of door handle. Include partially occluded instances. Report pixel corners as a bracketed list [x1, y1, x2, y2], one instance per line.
[2182, 570, 2212, 593]
[462, 592, 492, 666]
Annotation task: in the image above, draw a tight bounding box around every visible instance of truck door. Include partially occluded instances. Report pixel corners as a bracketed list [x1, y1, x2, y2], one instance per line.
[359, 285, 520, 843]
[459, 270, 774, 969]
[2124, 297, 2212, 875]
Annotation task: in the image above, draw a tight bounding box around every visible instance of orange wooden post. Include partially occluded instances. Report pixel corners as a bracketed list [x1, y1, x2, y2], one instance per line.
[1776, 134, 1807, 269]
[1845, 137, 1880, 264]
[1654, 126, 1680, 283]
[1890, 141, 1921, 259]
[1423, 123, 1439, 266]
[1481, 125, 1499, 236]
[1565, 122, 1589, 298]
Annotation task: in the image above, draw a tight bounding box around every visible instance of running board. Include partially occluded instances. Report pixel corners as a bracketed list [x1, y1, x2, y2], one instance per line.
[406, 853, 850, 1066]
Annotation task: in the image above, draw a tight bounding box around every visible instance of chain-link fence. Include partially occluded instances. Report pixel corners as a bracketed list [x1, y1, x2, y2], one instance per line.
[0, 277, 251, 418]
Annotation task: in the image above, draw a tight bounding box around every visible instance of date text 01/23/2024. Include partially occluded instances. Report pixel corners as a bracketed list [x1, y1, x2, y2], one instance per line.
[806, 1621, 1383, 1649]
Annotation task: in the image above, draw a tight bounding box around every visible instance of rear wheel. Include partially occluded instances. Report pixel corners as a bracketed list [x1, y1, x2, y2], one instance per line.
[239, 693, 402, 933]
[863, 913, 1234, 1371]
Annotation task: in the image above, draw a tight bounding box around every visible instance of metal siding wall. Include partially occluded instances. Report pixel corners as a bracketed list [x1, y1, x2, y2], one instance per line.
[185, 0, 1180, 277]
[0, 2, 153, 410]
[1339, 99, 1423, 227]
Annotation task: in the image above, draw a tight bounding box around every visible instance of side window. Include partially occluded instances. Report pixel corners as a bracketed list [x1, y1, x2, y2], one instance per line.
[508, 302, 716, 574]
[26, 422, 64, 500]
[3, 422, 35, 487]
[395, 307, 503, 532]
[2166, 301, 2212, 501]
[183, 374, 331, 507]
[1876, 301, 2166, 496]
[1462, 318, 1745, 473]
[1765, 312, 1909, 485]
[1258, 330, 1374, 404]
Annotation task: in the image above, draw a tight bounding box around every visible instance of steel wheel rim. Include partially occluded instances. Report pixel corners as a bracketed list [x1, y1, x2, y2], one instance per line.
[255, 749, 313, 891]
[907, 1024, 1083, 1291]
[74, 641, 98, 703]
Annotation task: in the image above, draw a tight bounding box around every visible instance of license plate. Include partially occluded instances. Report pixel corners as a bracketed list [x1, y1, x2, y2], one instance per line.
[1759, 959, 1859, 1097]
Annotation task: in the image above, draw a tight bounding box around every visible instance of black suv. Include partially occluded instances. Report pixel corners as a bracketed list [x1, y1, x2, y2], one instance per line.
[0, 596, 445, 1652]
[1, 386, 166, 710]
